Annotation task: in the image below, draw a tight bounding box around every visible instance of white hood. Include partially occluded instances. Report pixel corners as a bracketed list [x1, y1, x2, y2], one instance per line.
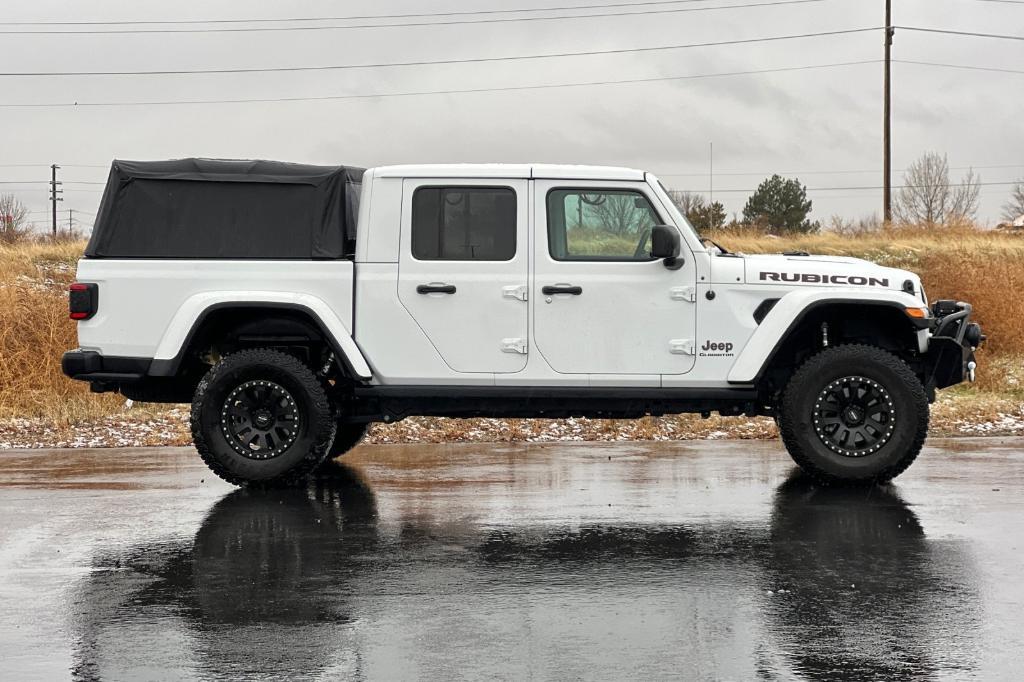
[739, 253, 922, 297]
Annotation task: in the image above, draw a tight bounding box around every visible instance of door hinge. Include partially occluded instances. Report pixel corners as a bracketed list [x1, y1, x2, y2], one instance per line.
[669, 339, 695, 355]
[670, 286, 696, 302]
[502, 285, 528, 301]
[501, 338, 528, 354]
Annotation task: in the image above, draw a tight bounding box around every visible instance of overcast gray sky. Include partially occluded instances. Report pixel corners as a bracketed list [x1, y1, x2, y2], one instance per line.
[2, 0, 1022, 232]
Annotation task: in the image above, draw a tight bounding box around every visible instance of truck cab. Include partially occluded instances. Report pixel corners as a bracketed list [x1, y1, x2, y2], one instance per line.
[356, 164, 702, 385]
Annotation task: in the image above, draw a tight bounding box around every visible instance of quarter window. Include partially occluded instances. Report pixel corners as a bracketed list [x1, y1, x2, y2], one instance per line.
[547, 188, 661, 261]
[412, 186, 516, 261]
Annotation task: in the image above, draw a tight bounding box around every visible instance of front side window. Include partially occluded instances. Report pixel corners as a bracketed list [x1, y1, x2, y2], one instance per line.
[412, 186, 516, 261]
[547, 188, 661, 261]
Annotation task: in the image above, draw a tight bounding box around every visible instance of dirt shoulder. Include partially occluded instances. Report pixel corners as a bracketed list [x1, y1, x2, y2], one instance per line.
[2, 391, 1021, 449]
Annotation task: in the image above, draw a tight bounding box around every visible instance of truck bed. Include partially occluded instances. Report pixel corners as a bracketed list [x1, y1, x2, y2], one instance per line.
[73, 259, 355, 361]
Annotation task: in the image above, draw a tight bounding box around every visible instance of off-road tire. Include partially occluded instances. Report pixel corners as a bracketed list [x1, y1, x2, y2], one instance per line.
[325, 422, 369, 460]
[778, 344, 929, 485]
[190, 348, 336, 487]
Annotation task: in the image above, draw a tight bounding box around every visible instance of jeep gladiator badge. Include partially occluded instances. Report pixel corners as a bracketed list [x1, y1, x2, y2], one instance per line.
[700, 341, 734, 357]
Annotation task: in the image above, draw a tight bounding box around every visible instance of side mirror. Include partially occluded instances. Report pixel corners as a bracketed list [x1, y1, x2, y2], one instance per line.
[650, 224, 683, 270]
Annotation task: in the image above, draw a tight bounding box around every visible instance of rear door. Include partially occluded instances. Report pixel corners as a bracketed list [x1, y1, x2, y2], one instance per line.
[397, 178, 529, 373]
[532, 180, 697, 375]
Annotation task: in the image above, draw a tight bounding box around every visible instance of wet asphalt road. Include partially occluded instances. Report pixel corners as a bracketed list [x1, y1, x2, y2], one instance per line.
[1, 439, 1023, 680]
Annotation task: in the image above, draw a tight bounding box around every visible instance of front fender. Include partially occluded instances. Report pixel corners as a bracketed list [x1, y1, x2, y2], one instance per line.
[727, 288, 923, 384]
[151, 291, 373, 380]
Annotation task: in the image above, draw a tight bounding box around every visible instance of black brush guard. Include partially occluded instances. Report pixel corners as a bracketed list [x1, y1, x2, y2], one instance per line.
[925, 300, 983, 390]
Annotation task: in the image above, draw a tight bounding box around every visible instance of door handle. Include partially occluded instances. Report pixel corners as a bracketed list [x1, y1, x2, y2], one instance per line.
[542, 285, 583, 296]
[417, 283, 456, 294]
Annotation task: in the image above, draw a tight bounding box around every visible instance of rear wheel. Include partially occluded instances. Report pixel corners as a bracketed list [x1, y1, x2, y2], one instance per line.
[778, 344, 929, 485]
[191, 348, 336, 486]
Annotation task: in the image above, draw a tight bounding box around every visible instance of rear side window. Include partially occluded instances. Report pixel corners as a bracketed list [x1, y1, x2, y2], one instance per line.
[412, 186, 516, 261]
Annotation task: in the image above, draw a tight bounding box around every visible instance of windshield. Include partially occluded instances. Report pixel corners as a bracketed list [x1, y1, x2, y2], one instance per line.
[651, 176, 705, 248]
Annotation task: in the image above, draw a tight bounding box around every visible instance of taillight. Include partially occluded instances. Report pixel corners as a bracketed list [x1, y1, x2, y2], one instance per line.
[69, 282, 98, 320]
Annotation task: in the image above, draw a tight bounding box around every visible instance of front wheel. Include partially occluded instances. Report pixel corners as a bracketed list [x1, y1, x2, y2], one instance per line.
[778, 344, 929, 485]
[190, 348, 337, 486]
[325, 423, 369, 459]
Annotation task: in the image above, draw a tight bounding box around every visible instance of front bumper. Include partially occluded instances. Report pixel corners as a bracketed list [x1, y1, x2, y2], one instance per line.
[924, 301, 983, 390]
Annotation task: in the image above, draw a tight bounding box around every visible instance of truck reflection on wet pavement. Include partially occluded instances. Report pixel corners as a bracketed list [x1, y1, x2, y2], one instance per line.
[2, 439, 1021, 679]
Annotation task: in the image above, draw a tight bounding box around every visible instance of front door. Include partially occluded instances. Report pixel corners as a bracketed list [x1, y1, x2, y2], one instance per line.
[398, 178, 529, 373]
[532, 181, 697, 375]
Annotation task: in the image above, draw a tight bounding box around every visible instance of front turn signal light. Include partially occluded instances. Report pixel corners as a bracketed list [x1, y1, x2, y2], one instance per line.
[904, 306, 930, 319]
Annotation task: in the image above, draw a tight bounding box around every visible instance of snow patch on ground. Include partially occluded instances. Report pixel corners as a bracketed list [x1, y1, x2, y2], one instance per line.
[952, 412, 1024, 435]
[1, 402, 1022, 449]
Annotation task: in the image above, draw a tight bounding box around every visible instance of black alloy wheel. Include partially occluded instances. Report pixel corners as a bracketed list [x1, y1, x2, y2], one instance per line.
[220, 380, 301, 460]
[812, 376, 895, 457]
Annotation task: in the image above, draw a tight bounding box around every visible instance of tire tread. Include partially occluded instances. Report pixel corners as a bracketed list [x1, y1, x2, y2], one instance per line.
[190, 348, 336, 487]
[779, 343, 929, 485]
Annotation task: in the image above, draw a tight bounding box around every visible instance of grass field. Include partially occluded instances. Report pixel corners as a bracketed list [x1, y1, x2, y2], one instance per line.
[0, 227, 1021, 445]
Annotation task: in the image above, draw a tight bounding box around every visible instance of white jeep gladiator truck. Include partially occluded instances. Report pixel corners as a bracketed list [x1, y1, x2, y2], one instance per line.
[63, 159, 983, 486]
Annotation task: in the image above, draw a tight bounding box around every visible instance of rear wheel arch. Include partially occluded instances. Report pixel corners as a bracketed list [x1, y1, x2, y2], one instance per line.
[150, 303, 363, 381]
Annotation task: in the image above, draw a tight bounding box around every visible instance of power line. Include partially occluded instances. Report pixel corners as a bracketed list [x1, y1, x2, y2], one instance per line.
[0, 181, 104, 186]
[0, 0, 788, 24]
[895, 59, 1024, 75]
[11, 164, 1021, 180]
[0, 27, 879, 77]
[674, 181, 1022, 193]
[0, 163, 108, 168]
[0, 0, 831, 34]
[897, 26, 1024, 41]
[0, 59, 880, 108]
[659, 163, 1024, 177]
[8, 162, 1021, 182]
[5, 54, 1021, 109]
[0, 186, 105, 193]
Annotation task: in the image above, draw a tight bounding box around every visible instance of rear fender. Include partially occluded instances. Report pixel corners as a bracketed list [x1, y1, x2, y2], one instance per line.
[151, 292, 373, 380]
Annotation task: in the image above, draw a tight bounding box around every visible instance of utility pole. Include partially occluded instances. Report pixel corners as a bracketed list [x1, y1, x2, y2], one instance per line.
[883, 0, 893, 223]
[68, 208, 73, 233]
[49, 164, 62, 237]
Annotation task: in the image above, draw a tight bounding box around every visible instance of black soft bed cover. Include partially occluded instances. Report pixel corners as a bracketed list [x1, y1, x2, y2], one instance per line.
[85, 158, 365, 259]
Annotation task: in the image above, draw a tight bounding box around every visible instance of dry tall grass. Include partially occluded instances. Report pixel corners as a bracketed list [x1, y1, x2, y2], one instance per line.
[0, 227, 1021, 423]
[0, 241, 122, 420]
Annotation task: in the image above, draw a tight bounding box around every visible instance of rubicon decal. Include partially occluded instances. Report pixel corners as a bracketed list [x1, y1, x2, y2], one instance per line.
[759, 272, 890, 287]
[700, 340, 734, 357]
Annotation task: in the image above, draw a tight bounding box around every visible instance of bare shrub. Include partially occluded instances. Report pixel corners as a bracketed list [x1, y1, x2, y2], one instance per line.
[894, 152, 980, 226]
[0, 194, 31, 243]
[828, 214, 882, 236]
[1003, 181, 1024, 223]
[667, 190, 704, 216]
